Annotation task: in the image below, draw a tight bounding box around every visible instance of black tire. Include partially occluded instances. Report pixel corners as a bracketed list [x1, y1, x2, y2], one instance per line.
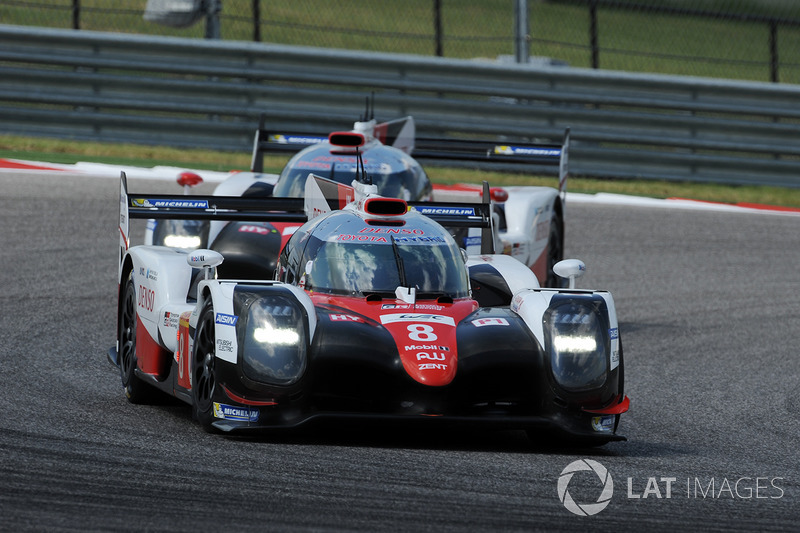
[613, 338, 625, 433]
[192, 299, 218, 432]
[544, 212, 566, 288]
[118, 272, 156, 404]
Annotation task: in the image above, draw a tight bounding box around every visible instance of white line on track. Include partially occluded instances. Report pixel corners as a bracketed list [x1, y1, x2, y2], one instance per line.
[3, 157, 799, 217]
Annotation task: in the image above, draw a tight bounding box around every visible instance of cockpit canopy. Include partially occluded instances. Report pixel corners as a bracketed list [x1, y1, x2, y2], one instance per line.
[272, 142, 432, 201]
[278, 209, 470, 298]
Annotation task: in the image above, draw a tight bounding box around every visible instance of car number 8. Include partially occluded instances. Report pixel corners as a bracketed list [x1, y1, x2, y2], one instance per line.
[407, 324, 437, 341]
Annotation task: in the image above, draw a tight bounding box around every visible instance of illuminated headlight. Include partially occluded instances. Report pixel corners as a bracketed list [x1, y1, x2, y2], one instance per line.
[163, 234, 202, 249]
[241, 296, 307, 386]
[253, 323, 300, 345]
[546, 302, 608, 391]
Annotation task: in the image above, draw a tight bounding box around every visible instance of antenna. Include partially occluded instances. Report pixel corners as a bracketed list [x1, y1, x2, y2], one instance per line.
[355, 146, 371, 185]
[369, 91, 375, 120]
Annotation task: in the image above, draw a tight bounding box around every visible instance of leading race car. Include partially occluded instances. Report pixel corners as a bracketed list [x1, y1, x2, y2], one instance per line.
[147, 107, 571, 287]
[111, 168, 629, 445]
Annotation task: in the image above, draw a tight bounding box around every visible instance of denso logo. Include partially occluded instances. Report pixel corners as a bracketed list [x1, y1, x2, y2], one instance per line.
[138, 285, 155, 312]
[215, 313, 238, 326]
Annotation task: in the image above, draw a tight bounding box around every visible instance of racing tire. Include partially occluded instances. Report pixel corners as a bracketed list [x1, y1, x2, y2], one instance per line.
[191, 299, 219, 433]
[118, 272, 157, 404]
[544, 212, 566, 288]
[614, 339, 625, 433]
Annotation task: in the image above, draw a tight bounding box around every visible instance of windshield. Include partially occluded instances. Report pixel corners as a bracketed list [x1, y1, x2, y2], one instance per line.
[273, 145, 430, 201]
[305, 237, 469, 298]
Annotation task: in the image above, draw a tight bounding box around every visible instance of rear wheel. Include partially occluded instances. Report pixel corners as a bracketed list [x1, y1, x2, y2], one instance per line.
[192, 299, 218, 431]
[544, 212, 565, 288]
[118, 272, 155, 404]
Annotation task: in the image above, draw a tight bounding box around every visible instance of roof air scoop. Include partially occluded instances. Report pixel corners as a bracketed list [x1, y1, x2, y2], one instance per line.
[328, 131, 365, 148]
[362, 197, 408, 216]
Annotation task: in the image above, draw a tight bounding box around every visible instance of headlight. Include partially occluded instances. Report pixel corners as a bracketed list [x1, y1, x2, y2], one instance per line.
[164, 234, 202, 249]
[153, 219, 207, 250]
[241, 295, 307, 386]
[546, 301, 608, 391]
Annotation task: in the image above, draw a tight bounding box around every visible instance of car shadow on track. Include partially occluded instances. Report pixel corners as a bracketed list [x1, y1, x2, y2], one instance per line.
[136, 398, 693, 458]
[221, 423, 629, 457]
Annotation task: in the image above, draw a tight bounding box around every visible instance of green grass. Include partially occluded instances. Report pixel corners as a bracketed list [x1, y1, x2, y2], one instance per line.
[3, 134, 800, 209]
[4, 1, 800, 207]
[5, 0, 800, 82]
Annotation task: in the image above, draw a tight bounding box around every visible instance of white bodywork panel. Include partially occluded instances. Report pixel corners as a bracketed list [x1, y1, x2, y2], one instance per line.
[125, 246, 195, 348]
[435, 185, 559, 269]
[192, 279, 318, 365]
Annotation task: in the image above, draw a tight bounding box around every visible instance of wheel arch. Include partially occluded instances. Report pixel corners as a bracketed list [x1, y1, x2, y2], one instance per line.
[116, 254, 136, 355]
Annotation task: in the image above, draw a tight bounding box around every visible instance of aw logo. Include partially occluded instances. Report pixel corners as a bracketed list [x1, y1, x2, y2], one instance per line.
[557, 459, 614, 516]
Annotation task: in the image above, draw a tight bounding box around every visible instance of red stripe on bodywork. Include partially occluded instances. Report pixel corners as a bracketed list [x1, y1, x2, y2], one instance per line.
[135, 315, 169, 377]
[336, 182, 354, 208]
[583, 395, 630, 415]
[118, 226, 129, 251]
[267, 222, 302, 250]
[312, 294, 477, 387]
[176, 312, 192, 390]
[433, 183, 482, 193]
[530, 246, 547, 284]
[222, 385, 278, 406]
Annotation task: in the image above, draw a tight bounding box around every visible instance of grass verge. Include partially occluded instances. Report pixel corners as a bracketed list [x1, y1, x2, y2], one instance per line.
[2, 134, 800, 209]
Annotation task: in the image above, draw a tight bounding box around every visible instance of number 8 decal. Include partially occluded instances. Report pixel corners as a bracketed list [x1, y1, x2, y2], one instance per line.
[408, 324, 437, 341]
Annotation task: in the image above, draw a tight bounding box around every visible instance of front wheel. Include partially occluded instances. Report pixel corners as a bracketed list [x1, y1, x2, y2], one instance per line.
[192, 299, 218, 432]
[118, 272, 156, 404]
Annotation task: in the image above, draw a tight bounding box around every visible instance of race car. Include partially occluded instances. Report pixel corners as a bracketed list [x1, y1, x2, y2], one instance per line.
[111, 169, 629, 445]
[148, 109, 570, 287]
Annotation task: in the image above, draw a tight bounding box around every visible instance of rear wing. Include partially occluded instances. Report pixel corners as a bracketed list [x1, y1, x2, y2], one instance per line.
[304, 173, 495, 252]
[414, 128, 571, 200]
[249, 114, 570, 201]
[249, 115, 417, 173]
[117, 171, 306, 272]
[117, 172, 496, 273]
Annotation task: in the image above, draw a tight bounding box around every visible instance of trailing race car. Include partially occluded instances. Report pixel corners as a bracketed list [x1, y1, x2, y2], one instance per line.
[148, 109, 570, 287]
[112, 169, 629, 445]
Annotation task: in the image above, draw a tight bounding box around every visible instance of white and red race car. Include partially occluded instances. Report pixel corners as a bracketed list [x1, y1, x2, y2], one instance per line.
[113, 168, 628, 444]
[147, 111, 570, 287]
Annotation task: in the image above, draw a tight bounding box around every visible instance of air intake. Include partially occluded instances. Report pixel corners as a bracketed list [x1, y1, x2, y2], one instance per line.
[328, 132, 365, 148]
[363, 197, 407, 216]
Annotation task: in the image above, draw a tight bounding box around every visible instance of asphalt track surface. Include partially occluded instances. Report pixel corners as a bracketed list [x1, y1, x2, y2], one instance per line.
[1, 172, 798, 532]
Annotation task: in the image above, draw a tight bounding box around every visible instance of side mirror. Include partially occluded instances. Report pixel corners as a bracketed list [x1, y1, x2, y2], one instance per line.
[188, 249, 224, 279]
[553, 259, 586, 289]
